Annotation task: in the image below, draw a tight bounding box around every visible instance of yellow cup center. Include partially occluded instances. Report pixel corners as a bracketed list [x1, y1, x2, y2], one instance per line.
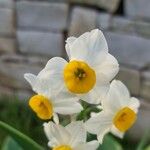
[113, 107, 137, 132]
[63, 60, 96, 94]
[29, 95, 53, 120]
[53, 145, 72, 150]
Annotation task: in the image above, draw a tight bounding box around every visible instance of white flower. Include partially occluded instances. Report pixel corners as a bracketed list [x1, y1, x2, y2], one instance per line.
[85, 80, 140, 144]
[34, 29, 119, 104]
[24, 73, 83, 121]
[43, 121, 99, 150]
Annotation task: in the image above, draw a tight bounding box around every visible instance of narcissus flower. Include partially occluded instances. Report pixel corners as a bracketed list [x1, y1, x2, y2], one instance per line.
[24, 73, 83, 121]
[85, 80, 140, 143]
[37, 29, 119, 104]
[44, 121, 99, 150]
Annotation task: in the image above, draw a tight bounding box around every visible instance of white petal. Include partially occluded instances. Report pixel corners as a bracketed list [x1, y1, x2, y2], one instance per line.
[110, 125, 124, 139]
[74, 141, 99, 150]
[79, 83, 109, 104]
[65, 36, 77, 59]
[68, 29, 108, 66]
[43, 122, 70, 146]
[128, 97, 140, 113]
[97, 128, 110, 144]
[102, 80, 130, 113]
[24, 73, 37, 91]
[24, 73, 52, 96]
[37, 57, 67, 96]
[65, 121, 86, 147]
[53, 113, 59, 125]
[53, 98, 83, 115]
[94, 54, 119, 83]
[85, 111, 112, 142]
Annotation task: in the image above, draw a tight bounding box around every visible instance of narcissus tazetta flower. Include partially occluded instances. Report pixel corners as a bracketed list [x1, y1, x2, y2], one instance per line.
[37, 29, 119, 104]
[44, 121, 99, 150]
[85, 80, 140, 143]
[24, 73, 83, 121]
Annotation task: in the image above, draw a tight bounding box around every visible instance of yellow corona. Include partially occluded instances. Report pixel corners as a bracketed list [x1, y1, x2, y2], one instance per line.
[64, 60, 96, 94]
[53, 145, 72, 150]
[29, 95, 53, 120]
[113, 107, 136, 132]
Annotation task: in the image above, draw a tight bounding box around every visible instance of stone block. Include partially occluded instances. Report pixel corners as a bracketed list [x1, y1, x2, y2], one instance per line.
[0, 8, 15, 36]
[97, 13, 111, 30]
[16, 1, 69, 31]
[116, 66, 140, 96]
[125, 0, 150, 19]
[69, 7, 97, 37]
[111, 16, 135, 34]
[105, 32, 150, 69]
[127, 100, 150, 141]
[0, 0, 14, 9]
[17, 30, 64, 56]
[111, 16, 150, 38]
[70, 0, 120, 12]
[0, 37, 16, 53]
[140, 70, 150, 100]
[0, 54, 45, 90]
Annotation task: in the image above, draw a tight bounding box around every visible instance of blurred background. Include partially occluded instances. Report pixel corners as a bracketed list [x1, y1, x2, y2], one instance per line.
[0, 0, 150, 149]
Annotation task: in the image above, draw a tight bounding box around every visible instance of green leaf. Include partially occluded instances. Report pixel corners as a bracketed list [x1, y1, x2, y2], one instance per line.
[98, 135, 123, 150]
[137, 130, 150, 150]
[0, 121, 44, 150]
[145, 145, 150, 150]
[1, 137, 23, 150]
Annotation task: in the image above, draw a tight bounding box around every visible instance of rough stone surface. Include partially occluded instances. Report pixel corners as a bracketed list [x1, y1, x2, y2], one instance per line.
[105, 32, 150, 69]
[0, 37, 16, 53]
[140, 70, 150, 100]
[125, 0, 150, 19]
[70, 0, 120, 12]
[0, 86, 14, 97]
[116, 66, 140, 96]
[0, 8, 15, 35]
[140, 81, 150, 100]
[0, 54, 45, 90]
[97, 13, 111, 30]
[17, 30, 64, 56]
[111, 16, 135, 34]
[0, 0, 14, 9]
[69, 7, 97, 37]
[111, 16, 150, 38]
[16, 1, 69, 31]
[127, 100, 150, 140]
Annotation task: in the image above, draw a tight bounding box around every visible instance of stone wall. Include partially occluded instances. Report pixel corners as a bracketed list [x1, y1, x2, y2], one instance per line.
[0, 0, 150, 140]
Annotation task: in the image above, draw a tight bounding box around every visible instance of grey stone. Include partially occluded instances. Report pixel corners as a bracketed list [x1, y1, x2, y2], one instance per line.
[97, 13, 111, 30]
[125, 0, 150, 19]
[140, 81, 150, 100]
[17, 30, 64, 56]
[111, 16, 135, 34]
[127, 100, 150, 140]
[96, 0, 120, 12]
[0, 54, 44, 90]
[105, 32, 150, 69]
[69, 7, 97, 37]
[111, 16, 150, 38]
[116, 66, 140, 96]
[0, 86, 14, 97]
[0, 0, 14, 9]
[16, 1, 69, 31]
[0, 8, 15, 36]
[70, 0, 120, 12]
[134, 21, 150, 38]
[140, 70, 150, 100]
[0, 37, 16, 53]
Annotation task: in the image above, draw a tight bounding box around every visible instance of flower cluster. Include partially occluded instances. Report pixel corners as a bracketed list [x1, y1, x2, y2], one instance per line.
[24, 29, 140, 150]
